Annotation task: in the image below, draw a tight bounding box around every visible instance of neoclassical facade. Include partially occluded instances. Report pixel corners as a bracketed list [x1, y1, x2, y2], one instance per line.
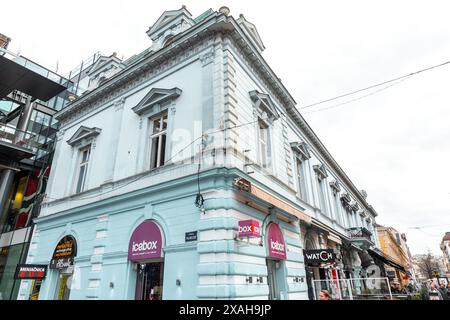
[18, 6, 382, 300]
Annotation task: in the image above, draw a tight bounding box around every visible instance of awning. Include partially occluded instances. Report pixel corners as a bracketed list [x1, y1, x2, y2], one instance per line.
[367, 249, 407, 274]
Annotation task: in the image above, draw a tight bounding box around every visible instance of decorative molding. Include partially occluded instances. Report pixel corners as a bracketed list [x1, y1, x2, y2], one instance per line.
[113, 97, 126, 111]
[290, 141, 311, 161]
[199, 47, 215, 66]
[249, 90, 280, 121]
[66, 126, 101, 147]
[313, 164, 328, 181]
[329, 180, 341, 195]
[132, 87, 182, 116]
[56, 129, 65, 142]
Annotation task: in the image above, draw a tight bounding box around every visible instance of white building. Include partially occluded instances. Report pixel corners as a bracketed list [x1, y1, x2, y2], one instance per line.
[18, 6, 382, 300]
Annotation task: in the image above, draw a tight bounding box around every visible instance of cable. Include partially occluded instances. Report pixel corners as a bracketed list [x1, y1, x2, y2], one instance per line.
[303, 77, 410, 114]
[298, 59, 450, 110]
[56, 119, 259, 202]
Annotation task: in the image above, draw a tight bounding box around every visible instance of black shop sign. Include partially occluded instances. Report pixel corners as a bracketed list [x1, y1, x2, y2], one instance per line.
[15, 264, 47, 279]
[303, 249, 336, 265]
[50, 235, 77, 269]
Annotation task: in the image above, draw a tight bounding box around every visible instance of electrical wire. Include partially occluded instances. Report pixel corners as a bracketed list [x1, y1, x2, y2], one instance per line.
[303, 77, 410, 115]
[51, 119, 259, 202]
[298, 59, 450, 110]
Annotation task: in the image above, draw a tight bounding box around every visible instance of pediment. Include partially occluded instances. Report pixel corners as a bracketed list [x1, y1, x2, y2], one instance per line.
[249, 90, 279, 120]
[329, 180, 341, 193]
[237, 14, 266, 52]
[67, 126, 101, 146]
[146, 7, 194, 40]
[290, 141, 311, 160]
[87, 54, 124, 77]
[313, 164, 328, 181]
[132, 87, 182, 116]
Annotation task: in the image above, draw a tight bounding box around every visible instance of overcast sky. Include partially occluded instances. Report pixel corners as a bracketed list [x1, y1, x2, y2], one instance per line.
[2, 0, 449, 255]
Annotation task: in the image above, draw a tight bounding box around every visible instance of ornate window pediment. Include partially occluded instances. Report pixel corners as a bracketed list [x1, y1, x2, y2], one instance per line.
[132, 87, 182, 116]
[67, 126, 101, 146]
[313, 164, 328, 181]
[249, 90, 279, 122]
[290, 141, 311, 161]
[329, 180, 341, 195]
[340, 193, 351, 209]
[350, 201, 360, 213]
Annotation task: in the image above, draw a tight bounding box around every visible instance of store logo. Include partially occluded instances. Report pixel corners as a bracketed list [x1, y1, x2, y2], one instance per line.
[238, 224, 260, 234]
[132, 240, 158, 252]
[303, 249, 336, 264]
[238, 220, 261, 238]
[270, 239, 285, 252]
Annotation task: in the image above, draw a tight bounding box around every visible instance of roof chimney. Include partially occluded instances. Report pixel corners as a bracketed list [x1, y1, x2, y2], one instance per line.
[0, 33, 11, 49]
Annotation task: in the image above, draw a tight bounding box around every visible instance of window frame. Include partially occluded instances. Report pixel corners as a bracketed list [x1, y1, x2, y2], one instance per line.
[148, 111, 168, 170]
[256, 117, 272, 170]
[75, 144, 91, 194]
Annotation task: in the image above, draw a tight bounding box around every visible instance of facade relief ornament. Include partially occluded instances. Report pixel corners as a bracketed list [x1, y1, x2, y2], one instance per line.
[199, 47, 215, 66]
[313, 164, 328, 181]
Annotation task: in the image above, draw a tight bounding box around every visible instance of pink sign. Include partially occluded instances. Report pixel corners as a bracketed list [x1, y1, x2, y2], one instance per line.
[267, 223, 286, 260]
[128, 220, 164, 261]
[238, 219, 261, 237]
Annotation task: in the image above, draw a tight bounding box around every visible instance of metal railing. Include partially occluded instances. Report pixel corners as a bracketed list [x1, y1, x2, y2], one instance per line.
[312, 277, 394, 300]
[0, 123, 50, 157]
[347, 227, 373, 241]
[0, 47, 68, 85]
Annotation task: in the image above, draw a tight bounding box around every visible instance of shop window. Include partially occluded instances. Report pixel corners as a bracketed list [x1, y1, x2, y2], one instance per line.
[75, 145, 91, 193]
[149, 112, 168, 169]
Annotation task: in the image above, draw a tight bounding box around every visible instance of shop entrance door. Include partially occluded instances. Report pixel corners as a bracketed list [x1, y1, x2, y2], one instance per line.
[54, 271, 72, 300]
[266, 259, 280, 300]
[135, 262, 164, 300]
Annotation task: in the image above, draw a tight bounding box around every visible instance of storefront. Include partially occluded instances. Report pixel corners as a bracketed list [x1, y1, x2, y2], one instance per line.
[128, 220, 165, 300]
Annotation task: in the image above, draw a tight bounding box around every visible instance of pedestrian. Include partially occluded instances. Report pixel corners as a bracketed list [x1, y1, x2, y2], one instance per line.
[429, 282, 443, 300]
[319, 289, 332, 300]
[438, 283, 448, 300]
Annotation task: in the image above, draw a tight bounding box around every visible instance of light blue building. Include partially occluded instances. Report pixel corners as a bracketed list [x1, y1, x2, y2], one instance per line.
[17, 6, 382, 300]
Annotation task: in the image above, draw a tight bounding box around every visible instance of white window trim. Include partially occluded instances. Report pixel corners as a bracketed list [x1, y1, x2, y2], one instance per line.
[73, 144, 91, 194]
[256, 117, 273, 172]
[147, 111, 168, 170]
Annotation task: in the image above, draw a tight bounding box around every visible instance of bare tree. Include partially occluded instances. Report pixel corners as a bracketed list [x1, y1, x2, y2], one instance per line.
[414, 251, 441, 279]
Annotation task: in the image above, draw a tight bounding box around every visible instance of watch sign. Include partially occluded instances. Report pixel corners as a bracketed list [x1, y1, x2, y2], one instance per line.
[238, 219, 261, 238]
[15, 264, 47, 280]
[303, 249, 336, 264]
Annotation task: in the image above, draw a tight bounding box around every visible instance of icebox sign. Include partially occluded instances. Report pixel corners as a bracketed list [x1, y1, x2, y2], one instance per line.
[266, 223, 286, 260]
[128, 220, 164, 261]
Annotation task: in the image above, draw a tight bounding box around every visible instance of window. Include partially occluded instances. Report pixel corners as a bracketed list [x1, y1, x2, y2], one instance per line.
[75, 145, 90, 193]
[295, 158, 306, 200]
[149, 112, 168, 169]
[258, 119, 271, 168]
[332, 192, 342, 225]
[317, 178, 327, 212]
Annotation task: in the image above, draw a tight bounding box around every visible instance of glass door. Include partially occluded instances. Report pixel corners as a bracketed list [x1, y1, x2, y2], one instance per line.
[135, 262, 164, 300]
[55, 272, 71, 300]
